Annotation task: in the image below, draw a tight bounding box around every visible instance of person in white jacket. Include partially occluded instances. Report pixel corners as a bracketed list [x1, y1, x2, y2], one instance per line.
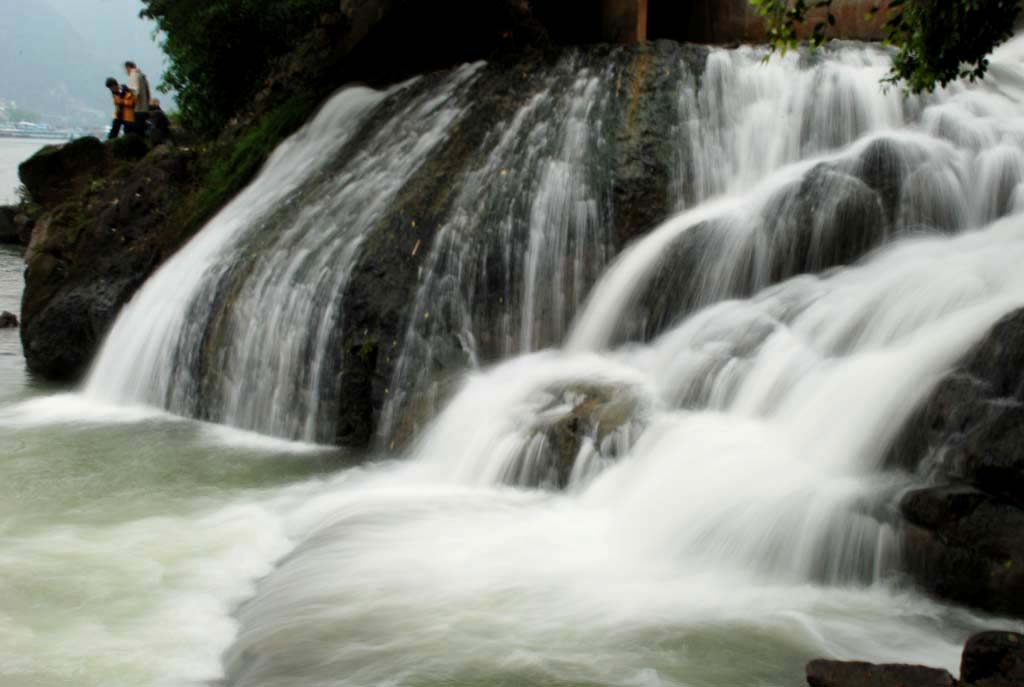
[124, 61, 151, 135]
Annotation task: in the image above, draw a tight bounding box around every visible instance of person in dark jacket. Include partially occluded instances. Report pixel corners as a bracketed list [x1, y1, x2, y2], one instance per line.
[105, 77, 135, 140]
[148, 98, 172, 145]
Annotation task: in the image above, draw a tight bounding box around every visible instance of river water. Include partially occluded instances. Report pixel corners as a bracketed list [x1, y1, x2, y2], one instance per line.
[0, 141, 348, 686]
[0, 138, 45, 205]
[3, 43, 1024, 687]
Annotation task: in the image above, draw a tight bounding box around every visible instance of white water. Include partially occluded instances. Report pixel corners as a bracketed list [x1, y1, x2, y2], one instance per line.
[6, 35, 1024, 687]
[85, 65, 483, 442]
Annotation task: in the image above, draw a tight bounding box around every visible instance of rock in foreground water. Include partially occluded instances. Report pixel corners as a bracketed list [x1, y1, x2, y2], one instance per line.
[961, 631, 1024, 687]
[806, 631, 1024, 687]
[0, 311, 18, 329]
[806, 660, 954, 687]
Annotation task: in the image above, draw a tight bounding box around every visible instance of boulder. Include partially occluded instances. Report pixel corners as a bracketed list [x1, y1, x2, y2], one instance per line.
[0, 311, 18, 329]
[805, 659, 955, 687]
[764, 164, 887, 282]
[20, 147, 198, 380]
[961, 631, 1024, 687]
[13, 213, 35, 245]
[890, 309, 1024, 616]
[805, 632, 1024, 687]
[17, 137, 108, 205]
[846, 137, 928, 224]
[505, 383, 641, 488]
[900, 486, 1024, 617]
[107, 133, 150, 162]
[0, 206, 18, 244]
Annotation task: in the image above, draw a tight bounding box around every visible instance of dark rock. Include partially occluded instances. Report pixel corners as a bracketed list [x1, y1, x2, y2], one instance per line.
[18, 137, 108, 205]
[891, 308, 1024, 617]
[900, 486, 1024, 617]
[629, 164, 887, 342]
[611, 41, 707, 247]
[846, 137, 927, 224]
[805, 659, 955, 687]
[107, 133, 150, 162]
[505, 383, 640, 488]
[20, 148, 198, 380]
[955, 402, 1024, 508]
[0, 311, 18, 328]
[765, 164, 887, 283]
[336, 43, 711, 448]
[961, 308, 1024, 401]
[13, 213, 35, 245]
[961, 631, 1024, 687]
[0, 206, 18, 244]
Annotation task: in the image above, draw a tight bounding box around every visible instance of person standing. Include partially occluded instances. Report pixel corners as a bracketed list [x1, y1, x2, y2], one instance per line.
[148, 98, 172, 145]
[105, 77, 135, 140]
[124, 61, 151, 135]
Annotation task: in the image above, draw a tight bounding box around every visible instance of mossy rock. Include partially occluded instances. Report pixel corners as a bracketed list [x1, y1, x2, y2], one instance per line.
[108, 134, 150, 162]
[18, 137, 108, 205]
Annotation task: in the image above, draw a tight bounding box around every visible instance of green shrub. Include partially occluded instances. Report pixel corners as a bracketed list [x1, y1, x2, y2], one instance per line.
[140, 0, 335, 136]
[751, 0, 1021, 92]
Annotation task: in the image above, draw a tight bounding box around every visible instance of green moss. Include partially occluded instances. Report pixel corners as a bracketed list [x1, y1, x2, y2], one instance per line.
[108, 134, 150, 162]
[358, 341, 377, 363]
[177, 93, 320, 241]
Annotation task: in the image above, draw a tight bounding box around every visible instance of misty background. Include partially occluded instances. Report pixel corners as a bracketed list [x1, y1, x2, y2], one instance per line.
[0, 0, 171, 127]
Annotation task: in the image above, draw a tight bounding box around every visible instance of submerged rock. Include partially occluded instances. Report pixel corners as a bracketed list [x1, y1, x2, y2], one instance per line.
[503, 383, 641, 489]
[0, 311, 18, 329]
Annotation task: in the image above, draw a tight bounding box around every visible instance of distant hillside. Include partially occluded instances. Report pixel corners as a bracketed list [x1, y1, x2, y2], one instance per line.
[0, 0, 115, 125]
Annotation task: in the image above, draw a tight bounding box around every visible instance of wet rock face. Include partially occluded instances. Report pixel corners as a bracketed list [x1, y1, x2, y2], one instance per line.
[805, 660, 955, 687]
[20, 146, 198, 380]
[337, 43, 705, 447]
[503, 383, 642, 489]
[895, 308, 1024, 618]
[901, 486, 1024, 617]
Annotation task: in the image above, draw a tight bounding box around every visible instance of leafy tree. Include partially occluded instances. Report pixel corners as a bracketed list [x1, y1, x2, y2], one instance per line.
[750, 0, 1022, 92]
[140, 0, 335, 134]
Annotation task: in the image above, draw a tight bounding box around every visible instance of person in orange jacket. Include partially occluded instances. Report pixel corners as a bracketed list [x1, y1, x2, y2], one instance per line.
[105, 77, 136, 140]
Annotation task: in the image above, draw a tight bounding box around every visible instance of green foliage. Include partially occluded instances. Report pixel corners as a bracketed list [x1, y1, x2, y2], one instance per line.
[140, 0, 335, 135]
[108, 134, 151, 162]
[184, 93, 319, 236]
[751, 0, 1022, 92]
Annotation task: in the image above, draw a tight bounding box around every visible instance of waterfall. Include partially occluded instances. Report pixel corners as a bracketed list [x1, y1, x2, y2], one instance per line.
[62, 29, 1024, 687]
[377, 54, 621, 443]
[85, 66, 482, 442]
[84, 38, 1024, 445]
[220, 216, 1024, 686]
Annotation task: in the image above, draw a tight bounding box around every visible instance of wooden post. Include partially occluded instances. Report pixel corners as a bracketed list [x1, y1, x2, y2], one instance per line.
[601, 0, 648, 44]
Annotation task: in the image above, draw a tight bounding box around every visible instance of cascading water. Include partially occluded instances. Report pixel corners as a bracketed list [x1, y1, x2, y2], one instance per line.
[378, 55, 620, 442]
[59, 33, 1024, 687]
[85, 65, 483, 442]
[223, 214, 1024, 687]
